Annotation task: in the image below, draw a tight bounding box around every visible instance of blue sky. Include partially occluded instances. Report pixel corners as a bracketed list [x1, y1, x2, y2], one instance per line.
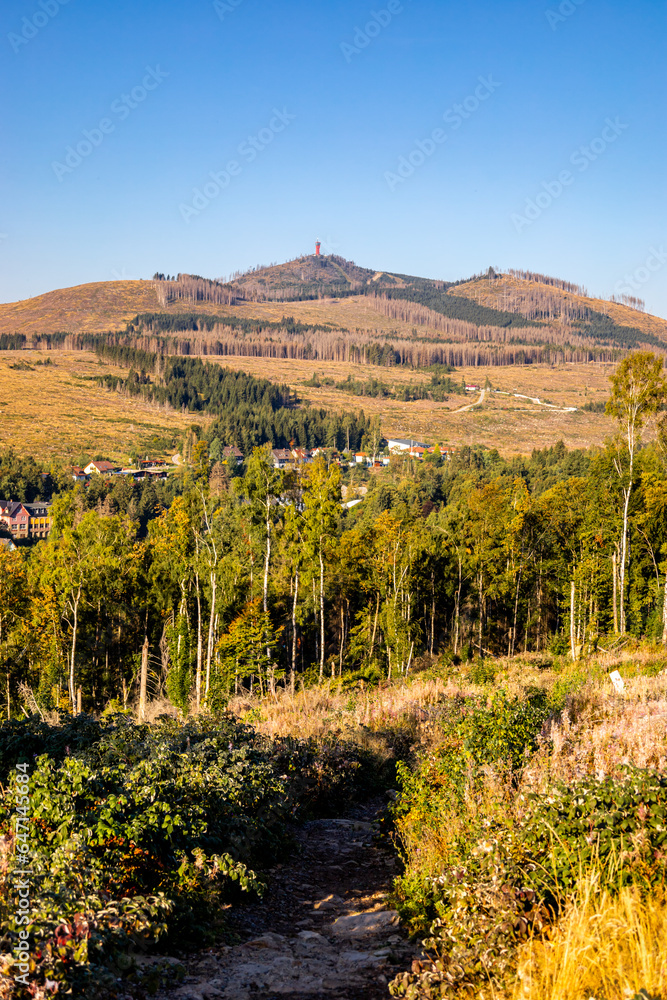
[2, 0, 666, 316]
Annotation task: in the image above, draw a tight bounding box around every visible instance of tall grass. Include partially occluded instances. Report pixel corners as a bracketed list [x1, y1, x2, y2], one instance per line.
[511, 877, 667, 1000]
[227, 673, 482, 739]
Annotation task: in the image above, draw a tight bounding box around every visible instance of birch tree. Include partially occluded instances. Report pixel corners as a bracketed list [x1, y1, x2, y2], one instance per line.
[302, 458, 341, 679]
[607, 353, 667, 633]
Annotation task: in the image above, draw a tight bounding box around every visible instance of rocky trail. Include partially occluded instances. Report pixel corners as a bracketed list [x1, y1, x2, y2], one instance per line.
[157, 798, 423, 1000]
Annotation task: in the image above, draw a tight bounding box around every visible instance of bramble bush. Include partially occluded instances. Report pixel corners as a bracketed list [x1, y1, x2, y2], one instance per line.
[390, 691, 667, 999]
[521, 767, 667, 898]
[0, 712, 390, 998]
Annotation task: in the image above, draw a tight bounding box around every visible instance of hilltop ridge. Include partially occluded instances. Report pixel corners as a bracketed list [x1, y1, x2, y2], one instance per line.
[1, 257, 666, 362]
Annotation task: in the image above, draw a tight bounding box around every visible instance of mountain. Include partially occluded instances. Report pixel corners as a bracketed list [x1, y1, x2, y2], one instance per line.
[1, 258, 666, 365]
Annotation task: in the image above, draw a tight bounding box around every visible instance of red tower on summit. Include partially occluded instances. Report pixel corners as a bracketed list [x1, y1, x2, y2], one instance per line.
[315, 241, 321, 256]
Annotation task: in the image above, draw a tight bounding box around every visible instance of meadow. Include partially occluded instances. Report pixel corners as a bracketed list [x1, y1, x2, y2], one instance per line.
[206, 355, 617, 453]
[0, 343, 619, 460]
[0, 351, 203, 464]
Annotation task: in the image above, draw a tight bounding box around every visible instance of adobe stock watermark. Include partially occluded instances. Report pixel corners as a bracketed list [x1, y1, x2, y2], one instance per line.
[613, 247, 667, 298]
[8, 0, 72, 55]
[384, 75, 500, 191]
[340, 0, 408, 63]
[545, 0, 586, 31]
[511, 117, 628, 233]
[179, 107, 296, 223]
[12, 762, 32, 989]
[213, 0, 244, 20]
[51, 66, 169, 182]
[319, 235, 341, 254]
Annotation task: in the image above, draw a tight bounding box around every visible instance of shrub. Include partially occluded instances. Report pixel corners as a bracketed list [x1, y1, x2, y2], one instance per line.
[0, 712, 387, 997]
[521, 768, 667, 899]
[390, 766, 667, 999]
[468, 658, 496, 685]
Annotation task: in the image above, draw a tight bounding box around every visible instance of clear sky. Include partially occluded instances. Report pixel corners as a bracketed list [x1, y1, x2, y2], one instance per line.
[2, 0, 666, 316]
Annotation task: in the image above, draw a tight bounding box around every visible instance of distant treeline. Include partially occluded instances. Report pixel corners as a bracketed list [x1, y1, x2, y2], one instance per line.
[127, 311, 339, 336]
[473, 278, 664, 350]
[0, 334, 25, 350]
[1, 326, 634, 368]
[507, 268, 588, 296]
[574, 312, 664, 351]
[325, 371, 466, 402]
[96, 350, 370, 453]
[154, 274, 234, 307]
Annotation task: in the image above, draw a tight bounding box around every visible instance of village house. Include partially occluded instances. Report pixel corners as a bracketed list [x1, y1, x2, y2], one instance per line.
[71, 466, 89, 483]
[0, 500, 52, 539]
[84, 460, 120, 476]
[271, 448, 292, 469]
[387, 438, 428, 453]
[221, 446, 244, 463]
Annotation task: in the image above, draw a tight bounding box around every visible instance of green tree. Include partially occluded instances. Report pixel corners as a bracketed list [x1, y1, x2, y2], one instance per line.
[606, 353, 667, 632]
[38, 495, 137, 711]
[215, 598, 283, 697]
[0, 548, 27, 717]
[302, 458, 341, 679]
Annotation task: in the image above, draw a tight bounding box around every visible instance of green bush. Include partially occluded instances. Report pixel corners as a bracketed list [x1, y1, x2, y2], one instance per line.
[521, 768, 667, 898]
[396, 691, 550, 804]
[391, 756, 667, 998]
[468, 658, 496, 685]
[0, 713, 390, 997]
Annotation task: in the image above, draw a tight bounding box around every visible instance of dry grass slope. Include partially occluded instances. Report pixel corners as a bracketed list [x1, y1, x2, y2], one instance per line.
[0, 350, 204, 463]
[512, 880, 667, 1000]
[0, 280, 163, 335]
[1, 271, 663, 457]
[209, 355, 618, 454]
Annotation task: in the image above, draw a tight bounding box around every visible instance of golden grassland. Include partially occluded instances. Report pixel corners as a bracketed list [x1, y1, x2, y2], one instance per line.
[511, 880, 667, 1000]
[226, 645, 667, 751]
[217, 293, 446, 338]
[0, 281, 448, 340]
[0, 281, 161, 335]
[0, 343, 628, 458]
[0, 350, 204, 464]
[2, 275, 665, 353]
[0, 275, 630, 454]
[206, 355, 618, 454]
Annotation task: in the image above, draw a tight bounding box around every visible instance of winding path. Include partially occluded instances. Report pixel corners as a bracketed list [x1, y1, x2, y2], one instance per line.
[452, 388, 578, 415]
[155, 799, 420, 1000]
[454, 388, 486, 412]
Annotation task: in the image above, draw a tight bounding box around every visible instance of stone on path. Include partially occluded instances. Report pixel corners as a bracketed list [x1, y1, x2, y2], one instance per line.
[328, 909, 400, 937]
[313, 893, 344, 910]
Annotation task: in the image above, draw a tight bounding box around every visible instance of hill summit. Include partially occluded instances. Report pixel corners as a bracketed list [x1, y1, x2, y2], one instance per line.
[226, 253, 407, 300]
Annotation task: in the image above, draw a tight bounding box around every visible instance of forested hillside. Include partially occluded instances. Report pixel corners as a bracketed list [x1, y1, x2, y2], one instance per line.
[0, 353, 664, 721]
